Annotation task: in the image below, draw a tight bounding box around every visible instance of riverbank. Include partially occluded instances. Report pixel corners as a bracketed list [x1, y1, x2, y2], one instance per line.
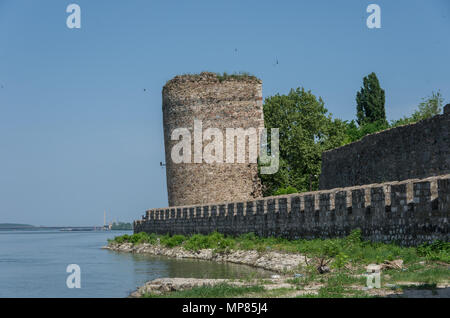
[106, 242, 306, 273]
[106, 231, 450, 298]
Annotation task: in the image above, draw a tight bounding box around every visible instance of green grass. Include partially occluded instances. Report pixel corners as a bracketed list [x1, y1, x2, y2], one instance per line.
[384, 266, 449, 285]
[417, 240, 450, 262]
[293, 273, 370, 298]
[112, 231, 450, 299]
[108, 232, 158, 245]
[167, 72, 259, 84]
[215, 72, 258, 82]
[142, 283, 265, 298]
[248, 287, 295, 298]
[109, 230, 450, 265]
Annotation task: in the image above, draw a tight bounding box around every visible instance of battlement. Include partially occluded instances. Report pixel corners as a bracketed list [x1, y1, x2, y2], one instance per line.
[320, 109, 450, 189]
[135, 174, 450, 246]
[164, 72, 261, 88]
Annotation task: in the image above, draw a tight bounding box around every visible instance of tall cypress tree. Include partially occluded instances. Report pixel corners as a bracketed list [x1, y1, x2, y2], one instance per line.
[356, 72, 386, 126]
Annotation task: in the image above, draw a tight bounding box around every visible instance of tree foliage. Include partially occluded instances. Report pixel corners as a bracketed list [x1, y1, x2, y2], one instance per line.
[391, 91, 444, 127]
[356, 72, 387, 126]
[258, 72, 445, 197]
[259, 88, 347, 195]
[343, 119, 389, 144]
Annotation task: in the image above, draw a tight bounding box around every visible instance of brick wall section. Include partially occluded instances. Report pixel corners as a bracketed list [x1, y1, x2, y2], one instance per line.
[135, 175, 450, 246]
[319, 109, 450, 190]
[162, 72, 264, 206]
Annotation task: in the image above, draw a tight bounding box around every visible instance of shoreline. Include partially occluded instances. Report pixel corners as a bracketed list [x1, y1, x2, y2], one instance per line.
[105, 234, 450, 298]
[105, 242, 309, 297]
[105, 242, 307, 274]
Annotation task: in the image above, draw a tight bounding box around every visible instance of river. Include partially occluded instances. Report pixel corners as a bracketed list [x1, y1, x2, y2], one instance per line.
[0, 230, 271, 298]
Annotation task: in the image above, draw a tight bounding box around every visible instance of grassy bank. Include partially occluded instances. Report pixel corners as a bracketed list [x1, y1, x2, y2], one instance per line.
[109, 231, 449, 298]
[109, 230, 449, 265]
[143, 283, 265, 298]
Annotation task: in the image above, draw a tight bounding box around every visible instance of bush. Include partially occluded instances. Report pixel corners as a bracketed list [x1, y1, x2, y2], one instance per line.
[273, 186, 298, 196]
[333, 252, 350, 269]
[236, 232, 260, 250]
[184, 234, 212, 251]
[110, 232, 158, 244]
[215, 72, 258, 83]
[113, 234, 130, 244]
[160, 234, 186, 248]
[109, 230, 449, 266]
[184, 232, 236, 252]
[417, 240, 450, 262]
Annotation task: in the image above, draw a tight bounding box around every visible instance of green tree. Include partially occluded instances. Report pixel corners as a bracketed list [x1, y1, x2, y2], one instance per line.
[343, 119, 389, 144]
[259, 88, 347, 195]
[392, 91, 444, 127]
[356, 72, 387, 126]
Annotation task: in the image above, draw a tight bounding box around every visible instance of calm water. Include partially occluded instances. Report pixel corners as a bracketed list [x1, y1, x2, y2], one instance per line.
[0, 230, 271, 298]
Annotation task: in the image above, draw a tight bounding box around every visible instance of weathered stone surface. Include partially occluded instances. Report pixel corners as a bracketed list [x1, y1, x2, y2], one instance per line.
[135, 174, 450, 246]
[106, 243, 307, 273]
[163, 72, 264, 206]
[366, 264, 382, 273]
[319, 110, 450, 190]
[128, 277, 315, 298]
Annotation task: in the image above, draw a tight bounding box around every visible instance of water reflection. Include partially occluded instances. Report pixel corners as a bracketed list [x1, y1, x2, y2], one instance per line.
[129, 253, 274, 279]
[0, 230, 273, 298]
[387, 287, 450, 298]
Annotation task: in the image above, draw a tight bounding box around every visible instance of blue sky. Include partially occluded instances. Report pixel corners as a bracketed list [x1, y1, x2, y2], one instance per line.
[0, 0, 449, 226]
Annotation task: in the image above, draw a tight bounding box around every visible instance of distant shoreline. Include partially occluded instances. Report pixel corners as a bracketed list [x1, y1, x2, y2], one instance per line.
[0, 223, 35, 230]
[0, 224, 133, 232]
[0, 222, 133, 231]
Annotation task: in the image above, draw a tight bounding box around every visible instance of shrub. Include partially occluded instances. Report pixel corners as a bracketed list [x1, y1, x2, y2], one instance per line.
[184, 232, 236, 252]
[417, 240, 450, 262]
[333, 252, 350, 269]
[184, 234, 212, 251]
[273, 186, 298, 196]
[113, 234, 130, 244]
[160, 234, 186, 248]
[215, 72, 258, 83]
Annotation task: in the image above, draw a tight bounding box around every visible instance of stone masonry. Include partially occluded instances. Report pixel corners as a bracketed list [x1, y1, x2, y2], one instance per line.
[162, 72, 264, 206]
[319, 105, 450, 190]
[135, 174, 450, 246]
[137, 80, 449, 246]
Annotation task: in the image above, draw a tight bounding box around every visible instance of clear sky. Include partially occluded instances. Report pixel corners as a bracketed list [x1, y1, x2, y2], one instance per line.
[0, 0, 449, 226]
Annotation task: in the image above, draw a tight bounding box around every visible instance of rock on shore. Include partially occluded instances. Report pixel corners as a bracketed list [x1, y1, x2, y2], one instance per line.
[129, 277, 297, 298]
[105, 242, 307, 273]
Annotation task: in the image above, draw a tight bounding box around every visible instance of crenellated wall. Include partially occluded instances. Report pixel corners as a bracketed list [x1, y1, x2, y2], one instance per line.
[134, 174, 450, 246]
[319, 107, 450, 190]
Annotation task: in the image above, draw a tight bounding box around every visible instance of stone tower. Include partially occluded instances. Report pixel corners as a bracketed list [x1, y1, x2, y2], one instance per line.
[162, 72, 264, 207]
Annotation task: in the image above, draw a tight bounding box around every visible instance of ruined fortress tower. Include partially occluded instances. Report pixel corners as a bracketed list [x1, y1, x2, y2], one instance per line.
[162, 72, 264, 207]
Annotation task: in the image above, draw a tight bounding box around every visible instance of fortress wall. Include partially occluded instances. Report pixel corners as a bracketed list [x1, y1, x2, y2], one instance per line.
[162, 72, 264, 207]
[319, 106, 450, 190]
[135, 174, 450, 246]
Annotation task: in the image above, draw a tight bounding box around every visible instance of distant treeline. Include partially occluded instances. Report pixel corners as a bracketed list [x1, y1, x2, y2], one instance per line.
[111, 222, 133, 230]
[0, 223, 35, 229]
